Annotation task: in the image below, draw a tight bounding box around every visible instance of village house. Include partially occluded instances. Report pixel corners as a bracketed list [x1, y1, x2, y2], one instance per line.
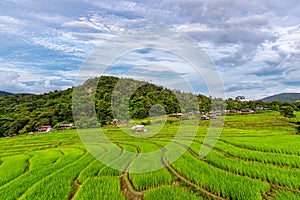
[255, 107, 270, 111]
[240, 108, 255, 113]
[200, 115, 210, 120]
[188, 111, 194, 116]
[209, 110, 222, 116]
[224, 109, 239, 114]
[59, 124, 74, 129]
[38, 125, 52, 133]
[131, 125, 147, 132]
[209, 114, 217, 119]
[111, 119, 119, 125]
[169, 113, 183, 117]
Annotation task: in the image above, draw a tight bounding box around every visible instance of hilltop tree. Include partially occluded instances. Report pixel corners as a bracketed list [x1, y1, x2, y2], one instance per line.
[280, 106, 296, 119]
[235, 96, 246, 102]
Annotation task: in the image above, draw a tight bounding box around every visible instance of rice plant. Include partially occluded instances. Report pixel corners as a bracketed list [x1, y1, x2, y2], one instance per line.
[130, 169, 173, 191]
[0, 154, 30, 186]
[29, 148, 63, 170]
[78, 160, 105, 183]
[19, 153, 94, 200]
[73, 177, 126, 200]
[144, 186, 204, 200]
[215, 141, 300, 168]
[274, 190, 300, 200]
[171, 151, 270, 200]
[205, 149, 300, 189]
[0, 147, 85, 200]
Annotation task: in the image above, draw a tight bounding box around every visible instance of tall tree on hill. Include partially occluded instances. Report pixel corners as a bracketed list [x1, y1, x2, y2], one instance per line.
[280, 106, 296, 119]
[235, 96, 246, 102]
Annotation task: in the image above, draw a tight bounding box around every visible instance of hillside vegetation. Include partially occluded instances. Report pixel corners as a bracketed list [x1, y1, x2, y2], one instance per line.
[1, 76, 300, 137]
[0, 76, 209, 137]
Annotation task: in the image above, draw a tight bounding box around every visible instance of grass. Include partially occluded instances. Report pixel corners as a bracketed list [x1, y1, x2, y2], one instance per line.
[19, 153, 94, 200]
[78, 160, 106, 183]
[73, 177, 126, 200]
[214, 140, 300, 168]
[171, 151, 270, 200]
[274, 190, 300, 200]
[221, 136, 300, 155]
[130, 169, 173, 191]
[0, 112, 300, 199]
[0, 147, 85, 200]
[205, 150, 300, 189]
[0, 154, 30, 186]
[144, 186, 204, 200]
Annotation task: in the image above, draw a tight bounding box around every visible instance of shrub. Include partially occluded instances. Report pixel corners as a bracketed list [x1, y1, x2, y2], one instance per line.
[295, 126, 300, 135]
[141, 120, 151, 126]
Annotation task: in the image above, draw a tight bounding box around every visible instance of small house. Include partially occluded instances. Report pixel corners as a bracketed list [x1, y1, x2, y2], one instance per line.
[255, 107, 270, 111]
[131, 125, 147, 132]
[240, 108, 255, 113]
[59, 124, 74, 129]
[200, 115, 210, 120]
[111, 119, 119, 125]
[38, 125, 52, 133]
[225, 109, 239, 114]
[170, 113, 183, 117]
[209, 114, 217, 119]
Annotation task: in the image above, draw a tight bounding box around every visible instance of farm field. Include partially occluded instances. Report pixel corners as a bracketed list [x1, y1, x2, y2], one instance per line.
[0, 111, 300, 200]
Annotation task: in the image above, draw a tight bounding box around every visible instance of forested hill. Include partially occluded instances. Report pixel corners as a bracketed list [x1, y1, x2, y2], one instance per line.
[261, 93, 300, 102]
[0, 76, 210, 137]
[2, 76, 298, 137]
[0, 91, 13, 96]
[0, 88, 74, 137]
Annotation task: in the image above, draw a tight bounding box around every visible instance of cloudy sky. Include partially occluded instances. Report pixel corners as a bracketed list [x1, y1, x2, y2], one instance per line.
[0, 0, 300, 99]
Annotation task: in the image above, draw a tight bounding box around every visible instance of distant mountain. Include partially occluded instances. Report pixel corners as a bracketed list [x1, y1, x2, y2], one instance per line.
[0, 91, 13, 96]
[261, 93, 300, 102]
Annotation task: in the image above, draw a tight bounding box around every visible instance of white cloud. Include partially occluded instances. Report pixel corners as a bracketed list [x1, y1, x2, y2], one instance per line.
[253, 46, 281, 64]
[0, 15, 23, 25]
[28, 12, 69, 25]
[0, 0, 300, 98]
[62, 19, 110, 32]
[176, 23, 215, 33]
[0, 15, 24, 33]
[0, 68, 74, 94]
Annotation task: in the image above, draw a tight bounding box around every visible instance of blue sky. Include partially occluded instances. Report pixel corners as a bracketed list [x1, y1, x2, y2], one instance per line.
[0, 0, 300, 99]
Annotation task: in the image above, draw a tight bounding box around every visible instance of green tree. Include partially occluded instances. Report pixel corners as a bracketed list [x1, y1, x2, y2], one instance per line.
[280, 106, 296, 119]
[235, 96, 245, 102]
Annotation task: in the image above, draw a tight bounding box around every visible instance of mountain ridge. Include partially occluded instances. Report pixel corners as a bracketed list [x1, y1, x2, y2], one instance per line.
[261, 93, 300, 102]
[0, 91, 13, 96]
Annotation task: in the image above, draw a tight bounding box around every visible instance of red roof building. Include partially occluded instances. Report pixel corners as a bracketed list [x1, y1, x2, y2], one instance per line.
[38, 125, 52, 133]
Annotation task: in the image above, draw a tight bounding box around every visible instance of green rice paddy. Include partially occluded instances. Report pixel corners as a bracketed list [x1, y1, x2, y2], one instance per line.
[0, 111, 299, 199]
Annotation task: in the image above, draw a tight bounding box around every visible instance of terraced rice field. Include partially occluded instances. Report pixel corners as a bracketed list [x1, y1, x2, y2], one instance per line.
[0, 112, 299, 199]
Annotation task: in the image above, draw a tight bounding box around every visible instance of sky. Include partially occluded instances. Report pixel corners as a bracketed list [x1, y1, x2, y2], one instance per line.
[0, 0, 300, 99]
